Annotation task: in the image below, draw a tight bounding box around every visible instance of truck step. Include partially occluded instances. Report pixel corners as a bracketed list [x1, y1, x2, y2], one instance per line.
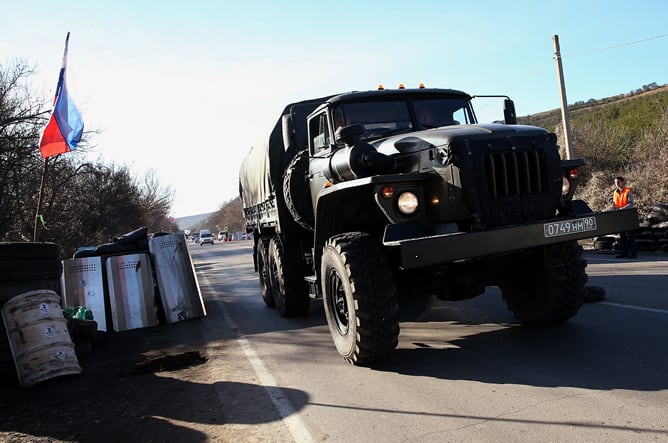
[304, 275, 321, 299]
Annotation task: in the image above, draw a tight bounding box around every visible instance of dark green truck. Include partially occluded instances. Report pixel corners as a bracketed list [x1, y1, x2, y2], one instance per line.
[239, 86, 638, 365]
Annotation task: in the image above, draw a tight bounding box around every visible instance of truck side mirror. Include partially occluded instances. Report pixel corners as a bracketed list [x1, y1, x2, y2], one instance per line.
[282, 114, 294, 152]
[503, 99, 517, 125]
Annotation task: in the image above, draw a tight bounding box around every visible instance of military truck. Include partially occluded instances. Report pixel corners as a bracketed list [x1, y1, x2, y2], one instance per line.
[239, 85, 638, 365]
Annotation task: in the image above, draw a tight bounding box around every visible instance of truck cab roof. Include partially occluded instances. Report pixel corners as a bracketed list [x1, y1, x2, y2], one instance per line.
[310, 87, 472, 115]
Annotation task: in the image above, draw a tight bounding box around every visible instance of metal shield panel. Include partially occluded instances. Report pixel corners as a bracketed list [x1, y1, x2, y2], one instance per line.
[105, 253, 158, 331]
[149, 234, 206, 323]
[61, 256, 108, 331]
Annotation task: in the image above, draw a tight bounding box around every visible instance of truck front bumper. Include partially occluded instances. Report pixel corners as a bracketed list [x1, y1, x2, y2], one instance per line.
[383, 209, 639, 269]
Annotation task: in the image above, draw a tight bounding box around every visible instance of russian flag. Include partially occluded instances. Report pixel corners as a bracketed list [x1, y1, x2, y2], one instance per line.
[39, 32, 84, 159]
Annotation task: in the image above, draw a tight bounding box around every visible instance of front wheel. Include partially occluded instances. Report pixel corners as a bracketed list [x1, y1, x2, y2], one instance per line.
[499, 241, 587, 325]
[321, 232, 399, 365]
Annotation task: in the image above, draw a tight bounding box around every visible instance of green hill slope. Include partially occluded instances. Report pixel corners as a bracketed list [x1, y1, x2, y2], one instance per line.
[520, 84, 668, 217]
[519, 84, 668, 133]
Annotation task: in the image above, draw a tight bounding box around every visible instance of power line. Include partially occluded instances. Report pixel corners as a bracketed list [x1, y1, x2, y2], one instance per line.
[563, 33, 668, 58]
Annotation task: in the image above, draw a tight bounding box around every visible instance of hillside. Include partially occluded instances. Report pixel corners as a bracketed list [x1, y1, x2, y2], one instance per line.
[519, 84, 668, 131]
[518, 83, 668, 218]
[173, 212, 215, 231]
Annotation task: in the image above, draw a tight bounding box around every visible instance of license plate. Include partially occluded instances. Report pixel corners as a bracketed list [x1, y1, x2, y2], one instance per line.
[544, 217, 597, 238]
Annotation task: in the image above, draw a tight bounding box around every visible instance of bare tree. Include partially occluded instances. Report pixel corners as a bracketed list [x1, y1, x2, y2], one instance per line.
[137, 170, 177, 232]
[0, 61, 49, 240]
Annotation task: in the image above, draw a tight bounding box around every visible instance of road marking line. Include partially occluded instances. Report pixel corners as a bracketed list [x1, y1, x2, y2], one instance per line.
[599, 301, 668, 315]
[199, 273, 314, 443]
[235, 335, 314, 443]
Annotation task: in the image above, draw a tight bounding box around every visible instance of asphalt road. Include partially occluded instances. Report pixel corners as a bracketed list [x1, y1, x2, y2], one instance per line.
[190, 240, 668, 442]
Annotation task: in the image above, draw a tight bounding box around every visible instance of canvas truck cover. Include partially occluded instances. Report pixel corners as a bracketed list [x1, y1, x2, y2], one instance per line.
[239, 95, 333, 210]
[239, 136, 271, 209]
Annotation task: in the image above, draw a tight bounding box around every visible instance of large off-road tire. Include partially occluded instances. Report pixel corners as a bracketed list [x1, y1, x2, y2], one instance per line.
[0, 259, 62, 280]
[268, 237, 309, 317]
[257, 237, 274, 308]
[321, 232, 400, 365]
[0, 242, 60, 261]
[593, 236, 615, 251]
[499, 240, 587, 325]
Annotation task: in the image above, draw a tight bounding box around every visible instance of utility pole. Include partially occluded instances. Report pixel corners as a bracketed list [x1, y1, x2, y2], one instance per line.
[553, 34, 574, 159]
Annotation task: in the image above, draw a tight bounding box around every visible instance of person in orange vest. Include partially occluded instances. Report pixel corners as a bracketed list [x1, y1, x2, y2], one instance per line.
[612, 176, 637, 259]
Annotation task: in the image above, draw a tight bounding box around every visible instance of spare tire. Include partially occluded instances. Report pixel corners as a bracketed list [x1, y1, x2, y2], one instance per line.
[593, 236, 615, 251]
[74, 242, 146, 258]
[636, 238, 656, 251]
[114, 227, 148, 244]
[653, 221, 668, 229]
[0, 259, 62, 281]
[653, 202, 668, 215]
[283, 149, 314, 231]
[0, 242, 60, 261]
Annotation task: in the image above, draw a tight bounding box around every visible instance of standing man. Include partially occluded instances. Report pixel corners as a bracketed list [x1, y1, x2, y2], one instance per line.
[223, 224, 229, 241]
[612, 176, 637, 258]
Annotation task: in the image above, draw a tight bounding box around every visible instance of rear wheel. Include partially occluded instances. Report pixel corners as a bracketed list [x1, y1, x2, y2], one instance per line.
[500, 241, 587, 325]
[268, 237, 309, 317]
[321, 232, 399, 365]
[257, 238, 274, 308]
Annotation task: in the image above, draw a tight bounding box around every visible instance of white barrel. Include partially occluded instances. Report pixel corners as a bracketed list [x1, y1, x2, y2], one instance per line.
[1, 289, 81, 387]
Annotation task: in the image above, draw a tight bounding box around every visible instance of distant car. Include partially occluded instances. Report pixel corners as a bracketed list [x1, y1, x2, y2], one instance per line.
[217, 231, 225, 241]
[192, 234, 200, 243]
[199, 229, 214, 246]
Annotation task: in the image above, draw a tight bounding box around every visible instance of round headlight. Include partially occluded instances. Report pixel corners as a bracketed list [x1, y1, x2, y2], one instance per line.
[397, 192, 419, 214]
[561, 177, 570, 196]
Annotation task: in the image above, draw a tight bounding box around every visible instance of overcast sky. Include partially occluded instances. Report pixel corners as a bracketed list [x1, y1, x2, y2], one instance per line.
[2, 0, 667, 217]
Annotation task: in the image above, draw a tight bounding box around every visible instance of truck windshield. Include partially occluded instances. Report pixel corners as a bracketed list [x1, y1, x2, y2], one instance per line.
[413, 98, 473, 129]
[333, 100, 413, 140]
[333, 97, 474, 140]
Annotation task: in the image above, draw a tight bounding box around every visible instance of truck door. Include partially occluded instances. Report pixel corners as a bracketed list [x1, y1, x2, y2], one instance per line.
[308, 111, 335, 212]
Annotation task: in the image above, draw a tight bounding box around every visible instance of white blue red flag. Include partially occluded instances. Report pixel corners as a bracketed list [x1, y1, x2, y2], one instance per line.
[39, 32, 84, 158]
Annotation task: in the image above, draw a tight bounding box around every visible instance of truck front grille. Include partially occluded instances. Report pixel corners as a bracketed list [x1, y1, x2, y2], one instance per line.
[485, 149, 543, 197]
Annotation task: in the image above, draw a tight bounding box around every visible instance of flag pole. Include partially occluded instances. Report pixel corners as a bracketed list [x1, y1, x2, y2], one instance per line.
[33, 157, 50, 241]
[35, 31, 82, 241]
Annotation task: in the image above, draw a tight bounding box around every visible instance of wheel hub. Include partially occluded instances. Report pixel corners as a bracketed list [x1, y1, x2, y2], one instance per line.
[327, 269, 349, 334]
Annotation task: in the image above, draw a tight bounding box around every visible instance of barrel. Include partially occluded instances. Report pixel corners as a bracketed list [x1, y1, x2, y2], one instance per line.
[1, 290, 82, 387]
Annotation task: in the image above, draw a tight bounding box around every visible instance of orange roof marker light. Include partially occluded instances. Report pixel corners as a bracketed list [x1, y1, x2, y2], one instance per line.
[419, 83, 426, 89]
[398, 83, 405, 89]
[378, 84, 385, 91]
